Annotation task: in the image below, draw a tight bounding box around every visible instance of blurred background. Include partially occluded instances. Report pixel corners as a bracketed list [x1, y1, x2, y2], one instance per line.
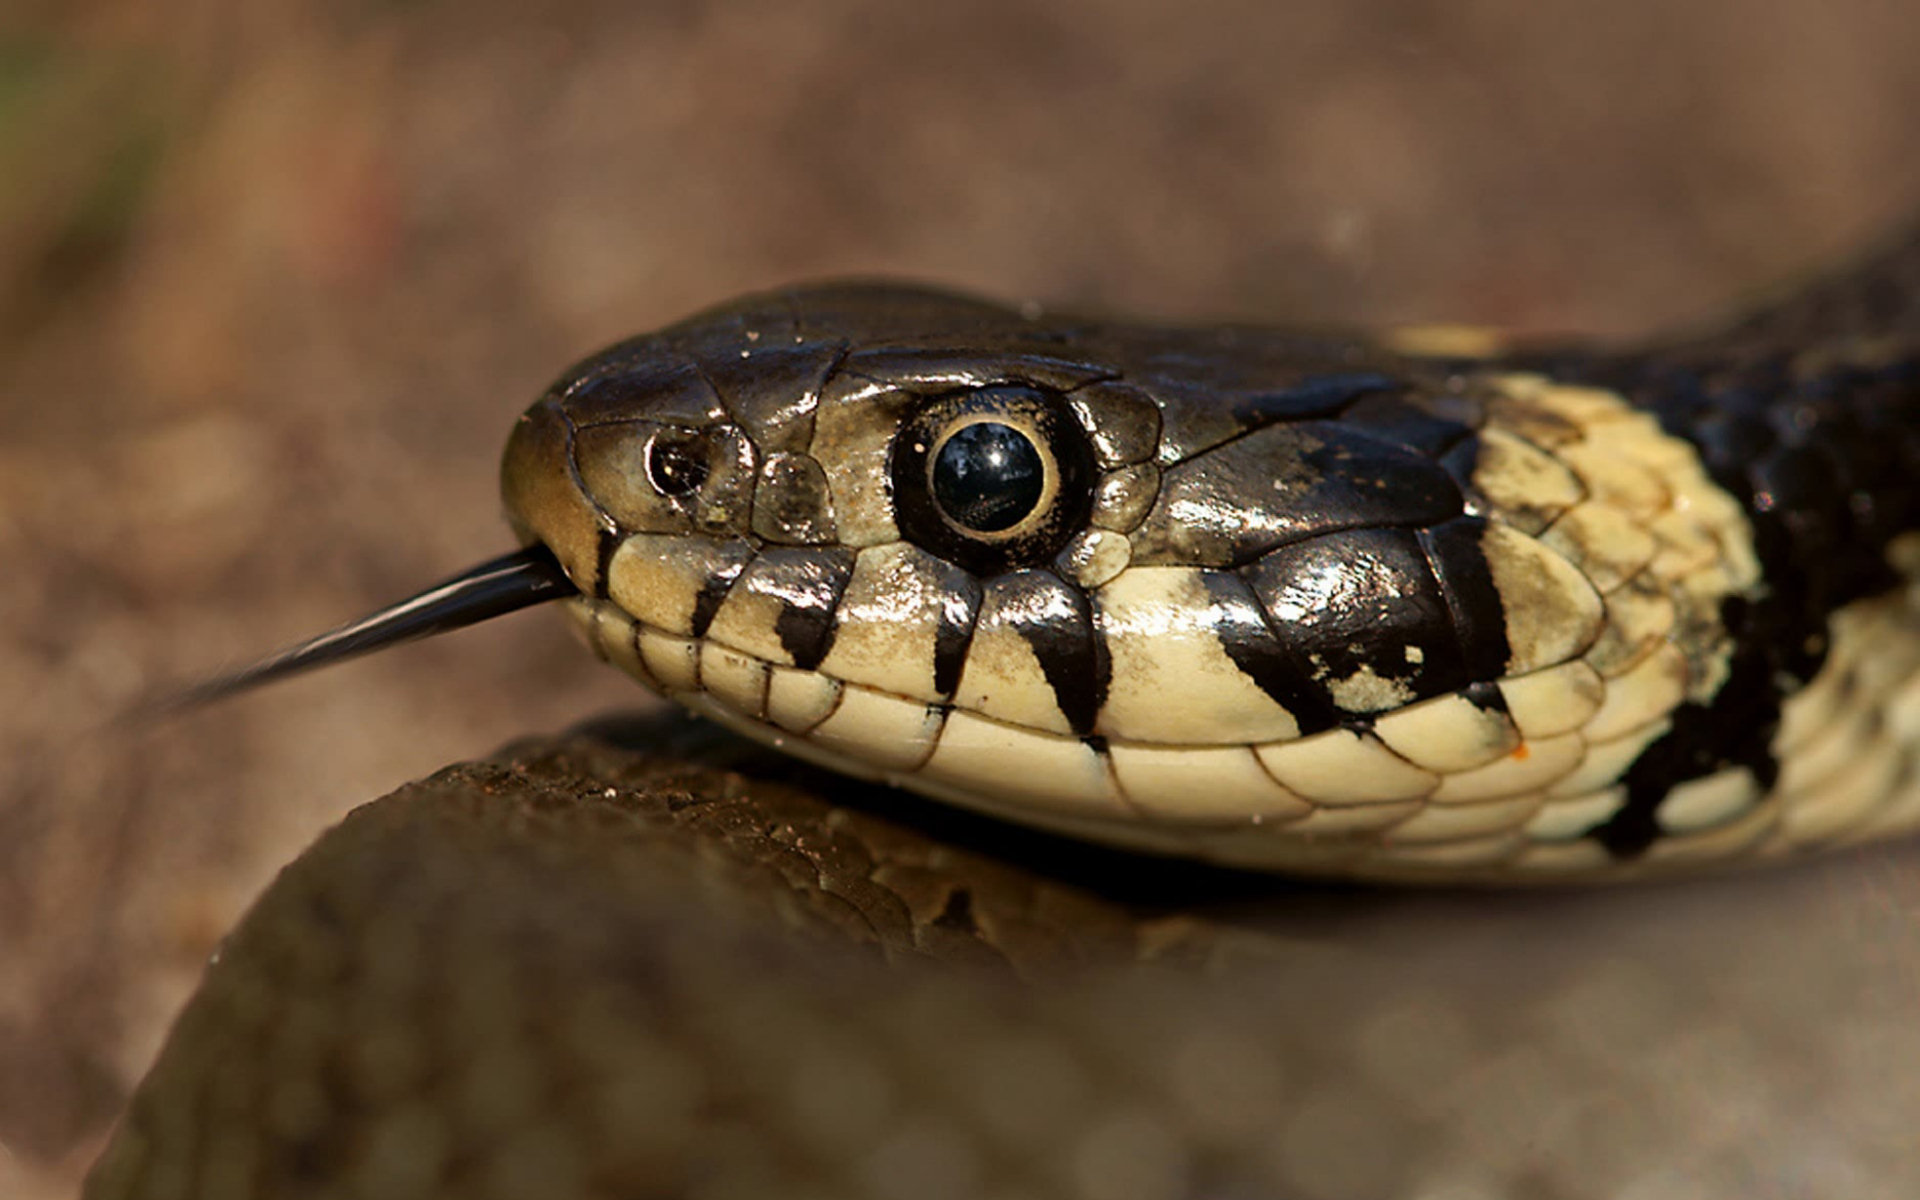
[5, 2, 1920, 1196]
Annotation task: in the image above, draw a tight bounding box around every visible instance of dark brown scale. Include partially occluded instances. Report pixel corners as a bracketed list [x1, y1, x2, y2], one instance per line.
[1128, 421, 1466, 569]
[1215, 374, 1401, 446]
[1074, 335, 1403, 463]
[704, 343, 841, 455]
[1241, 527, 1478, 715]
[566, 362, 726, 428]
[1063, 382, 1163, 467]
[844, 348, 1113, 394]
[775, 282, 1021, 345]
[1338, 391, 1481, 459]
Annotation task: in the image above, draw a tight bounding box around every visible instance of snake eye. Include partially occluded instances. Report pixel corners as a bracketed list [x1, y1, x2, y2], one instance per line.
[891, 385, 1096, 575]
[931, 421, 1046, 532]
[646, 430, 710, 498]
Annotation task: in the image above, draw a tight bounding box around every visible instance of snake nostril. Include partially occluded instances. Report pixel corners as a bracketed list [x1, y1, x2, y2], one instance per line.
[646, 430, 710, 498]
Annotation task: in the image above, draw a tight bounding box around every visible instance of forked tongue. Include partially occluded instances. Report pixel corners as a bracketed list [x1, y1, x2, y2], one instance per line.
[151, 543, 575, 713]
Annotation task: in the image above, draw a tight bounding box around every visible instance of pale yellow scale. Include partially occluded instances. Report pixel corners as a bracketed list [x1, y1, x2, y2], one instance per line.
[814, 542, 956, 702]
[1095, 567, 1301, 745]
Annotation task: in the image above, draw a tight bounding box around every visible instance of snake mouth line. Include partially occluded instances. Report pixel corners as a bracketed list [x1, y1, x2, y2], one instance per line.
[563, 592, 1719, 879]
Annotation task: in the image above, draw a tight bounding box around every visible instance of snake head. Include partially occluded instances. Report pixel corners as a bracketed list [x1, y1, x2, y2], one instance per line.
[197, 280, 1769, 877]
[164, 209, 1920, 881]
[494, 280, 1757, 877]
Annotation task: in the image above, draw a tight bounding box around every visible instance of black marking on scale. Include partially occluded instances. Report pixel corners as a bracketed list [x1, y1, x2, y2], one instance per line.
[1591, 611, 1782, 858]
[997, 570, 1110, 737]
[1241, 528, 1471, 709]
[749, 546, 857, 671]
[1460, 680, 1509, 715]
[1569, 359, 1916, 858]
[592, 526, 624, 600]
[1341, 391, 1480, 460]
[1198, 570, 1342, 736]
[932, 567, 985, 698]
[690, 549, 753, 640]
[1418, 516, 1514, 684]
[1553, 347, 1920, 860]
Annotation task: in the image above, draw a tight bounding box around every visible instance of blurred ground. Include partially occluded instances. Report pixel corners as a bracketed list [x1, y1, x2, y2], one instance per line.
[3, 1, 1920, 1197]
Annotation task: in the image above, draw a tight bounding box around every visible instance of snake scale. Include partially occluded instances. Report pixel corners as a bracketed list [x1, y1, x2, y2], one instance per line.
[90, 221, 1920, 1197]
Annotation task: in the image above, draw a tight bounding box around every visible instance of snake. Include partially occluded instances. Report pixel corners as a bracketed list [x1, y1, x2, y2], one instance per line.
[88, 223, 1920, 1196]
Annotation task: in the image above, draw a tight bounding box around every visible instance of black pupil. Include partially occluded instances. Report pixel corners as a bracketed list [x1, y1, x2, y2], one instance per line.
[647, 433, 709, 497]
[931, 422, 1045, 533]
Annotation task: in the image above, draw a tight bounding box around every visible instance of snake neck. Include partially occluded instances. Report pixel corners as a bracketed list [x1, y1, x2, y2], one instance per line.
[1509, 223, 1920, 855]
[1561, 222, 1920, 647]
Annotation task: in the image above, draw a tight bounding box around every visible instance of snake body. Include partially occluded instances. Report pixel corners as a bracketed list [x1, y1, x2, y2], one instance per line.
[500, 236, 1920, 880]
[88, 224, 1920, 1198]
